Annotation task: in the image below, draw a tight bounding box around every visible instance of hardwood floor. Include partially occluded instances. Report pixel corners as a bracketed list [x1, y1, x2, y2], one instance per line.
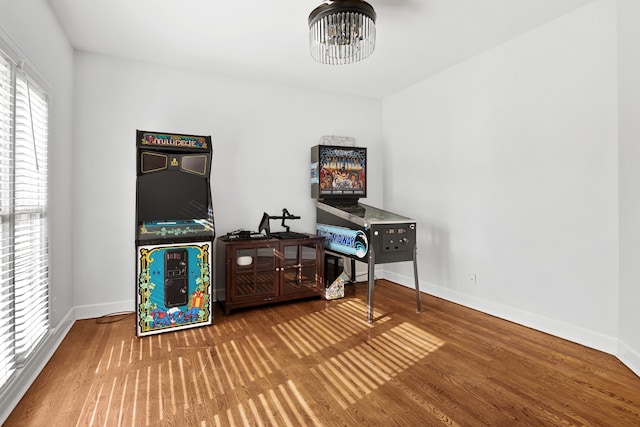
[5, 280, 640, 426]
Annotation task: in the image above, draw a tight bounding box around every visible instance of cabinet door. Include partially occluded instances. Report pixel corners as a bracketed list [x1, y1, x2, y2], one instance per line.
[281, 240, 322, 295]
[231, 245, 278, 300]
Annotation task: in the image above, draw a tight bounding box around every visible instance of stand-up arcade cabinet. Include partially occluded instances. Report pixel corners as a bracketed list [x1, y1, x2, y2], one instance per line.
[311, 144, 421, 322]
[135, 130, 215, 336]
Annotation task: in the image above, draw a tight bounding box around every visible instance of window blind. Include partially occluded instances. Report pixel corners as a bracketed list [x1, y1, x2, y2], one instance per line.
[0, 48, 15, 390]
[0, 44, 49, 390]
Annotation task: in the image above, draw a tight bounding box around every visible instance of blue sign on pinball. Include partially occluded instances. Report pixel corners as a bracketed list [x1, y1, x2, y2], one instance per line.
[316, 224, 368, 259]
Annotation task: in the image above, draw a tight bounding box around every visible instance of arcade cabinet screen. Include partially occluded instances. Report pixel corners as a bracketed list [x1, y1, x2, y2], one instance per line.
[137, 171, 210, 222]
[316, 146, 366, 198]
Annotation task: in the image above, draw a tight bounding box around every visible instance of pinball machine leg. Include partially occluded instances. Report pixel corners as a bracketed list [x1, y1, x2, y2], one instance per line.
[367, 248, 375, 323]
[413, 245, 421, 313]
[350, 258, 356, 283]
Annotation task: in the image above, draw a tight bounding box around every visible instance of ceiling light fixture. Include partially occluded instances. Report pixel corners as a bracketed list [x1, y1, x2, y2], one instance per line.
[308, 0, 377, 65]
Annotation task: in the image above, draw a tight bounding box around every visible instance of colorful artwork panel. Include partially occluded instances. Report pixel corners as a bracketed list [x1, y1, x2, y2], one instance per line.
[136, 241, 212, 336]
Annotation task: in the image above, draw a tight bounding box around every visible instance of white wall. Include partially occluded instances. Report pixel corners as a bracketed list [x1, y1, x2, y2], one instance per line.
[382, 0, 620, 354]
[72, 52, 382, 317]
[0, 0, 75, 422]
[618, 0, 640, 375]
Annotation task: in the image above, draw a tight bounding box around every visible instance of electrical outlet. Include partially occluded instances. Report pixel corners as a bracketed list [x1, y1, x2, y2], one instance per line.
[470, 273, 477, 284]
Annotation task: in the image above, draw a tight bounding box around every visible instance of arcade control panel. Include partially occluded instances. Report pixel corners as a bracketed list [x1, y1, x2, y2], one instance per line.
[164, 249, 188, 308]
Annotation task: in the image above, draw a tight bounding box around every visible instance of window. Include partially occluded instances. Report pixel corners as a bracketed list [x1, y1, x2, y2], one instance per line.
[0, 42, 49, 390]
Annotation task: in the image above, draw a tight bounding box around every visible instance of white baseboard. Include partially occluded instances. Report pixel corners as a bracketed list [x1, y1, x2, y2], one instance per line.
[0, 308, 75, 425]
[383, 270, 619, 357]
[74, 300, 135, 320]
[617, 339, 640, 378]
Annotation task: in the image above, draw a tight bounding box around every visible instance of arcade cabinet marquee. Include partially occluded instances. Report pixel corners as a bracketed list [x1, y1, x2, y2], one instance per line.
[135, 130, 215, 337]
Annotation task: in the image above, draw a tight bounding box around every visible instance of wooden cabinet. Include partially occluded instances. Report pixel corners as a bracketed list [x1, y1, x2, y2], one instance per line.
[215, 236, 324, 315]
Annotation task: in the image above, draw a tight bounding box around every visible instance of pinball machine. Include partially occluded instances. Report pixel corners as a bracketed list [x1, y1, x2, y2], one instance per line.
[311, 144, 421, 322]
[135, 130, 215, 336]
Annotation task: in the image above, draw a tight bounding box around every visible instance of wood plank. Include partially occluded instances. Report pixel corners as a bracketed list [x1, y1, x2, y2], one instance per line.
[5, 280, 640, 426]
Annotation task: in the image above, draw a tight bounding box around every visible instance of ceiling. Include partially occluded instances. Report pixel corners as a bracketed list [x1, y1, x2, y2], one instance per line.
[47, 0, 595, 99]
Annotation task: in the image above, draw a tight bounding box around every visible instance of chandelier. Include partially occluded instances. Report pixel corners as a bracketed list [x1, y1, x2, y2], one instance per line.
[308, 0, 377, 65]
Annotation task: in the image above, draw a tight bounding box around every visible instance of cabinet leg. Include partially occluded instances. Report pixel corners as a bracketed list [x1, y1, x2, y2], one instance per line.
[413, 246, 421, 314]
[350, 258, 356, 283]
